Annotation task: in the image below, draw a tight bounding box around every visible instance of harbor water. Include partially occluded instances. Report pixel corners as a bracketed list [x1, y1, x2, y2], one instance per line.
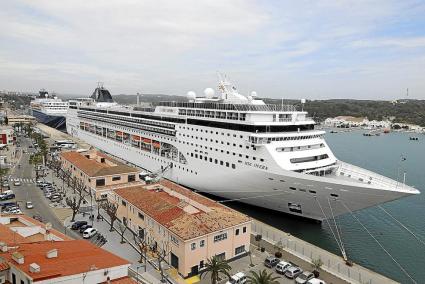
[229, 130, 425, 283]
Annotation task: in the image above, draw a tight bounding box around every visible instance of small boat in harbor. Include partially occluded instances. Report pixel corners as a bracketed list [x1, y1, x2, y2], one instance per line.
[409, 137, 419, 141]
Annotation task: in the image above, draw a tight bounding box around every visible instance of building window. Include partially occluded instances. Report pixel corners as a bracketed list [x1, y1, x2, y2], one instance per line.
[214, 232, 227, 242]
[171, 235, 179, 245]
[138, 212, 144, 220]
[235, 229, 240, 236]
[112, 176, 121, 181]
[122, 200, 127, 206]
[235, 245, 245, 255]
[200, 240, 205, 247]
[191, 243, 196, 250]
[96, 178, 105, 186]
[128, 174, 135, 182]
[243, 226, 247, 233]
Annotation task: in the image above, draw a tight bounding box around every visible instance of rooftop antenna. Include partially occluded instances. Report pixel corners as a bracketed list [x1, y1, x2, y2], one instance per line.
[97, 82, 104, 88]
[136, 92, 140, 106]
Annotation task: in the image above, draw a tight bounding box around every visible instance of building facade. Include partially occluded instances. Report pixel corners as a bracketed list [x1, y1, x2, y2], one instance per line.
[111, 180, 251, 278]
[0, 126, 14, 145]
[59, 150, 142, 199]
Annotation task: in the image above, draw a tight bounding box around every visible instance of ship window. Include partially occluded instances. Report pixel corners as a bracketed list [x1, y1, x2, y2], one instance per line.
[290, 187, 296, 190]
[199, 155, 202, 159]
[209, 158, 212, 162]
[299, 189, 306, 192]
[220, 161, 223, 165]
[226, 162, 229, 167]
[232, 164, 236, 169]
[215, 159, 218, 164]
[260, 158, 264, 162]
[309, 190, 317, 194]
[268, 178, 274, 180]
[330, 193, 339, 198]
[280, 180, 285, 182]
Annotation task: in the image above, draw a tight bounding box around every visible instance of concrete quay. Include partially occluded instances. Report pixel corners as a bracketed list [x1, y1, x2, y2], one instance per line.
[32, 123, 399, 284]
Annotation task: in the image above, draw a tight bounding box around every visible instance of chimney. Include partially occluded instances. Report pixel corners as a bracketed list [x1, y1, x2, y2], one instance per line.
[46, 248, 58, 259]
[29, 263, 41, 273]
[12, 252, 24, 264]
[0, 242, 7, 252]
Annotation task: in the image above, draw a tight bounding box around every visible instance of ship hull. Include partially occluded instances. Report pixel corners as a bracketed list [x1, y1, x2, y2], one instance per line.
[31, 109, 66, 130]
[67, 121, 411, 221]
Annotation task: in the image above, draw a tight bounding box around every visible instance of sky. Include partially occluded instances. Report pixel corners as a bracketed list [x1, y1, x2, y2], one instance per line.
[0, 0, 425, 100]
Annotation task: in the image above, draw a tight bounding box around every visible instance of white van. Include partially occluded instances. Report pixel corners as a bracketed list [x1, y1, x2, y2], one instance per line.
[306, 278, 327, 284]
[225, 272, 247, 284]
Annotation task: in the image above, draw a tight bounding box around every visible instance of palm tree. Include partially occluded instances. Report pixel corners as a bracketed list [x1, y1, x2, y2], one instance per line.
[247, 270, 280, 284]
[200, 256, 231, 284]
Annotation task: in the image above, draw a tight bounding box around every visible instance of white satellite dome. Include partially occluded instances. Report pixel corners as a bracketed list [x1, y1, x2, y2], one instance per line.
[247, 95, 253, 102]
[251, 91, 257, 97]
[204, 88, 215, 98]
[186, 91, 196, 101]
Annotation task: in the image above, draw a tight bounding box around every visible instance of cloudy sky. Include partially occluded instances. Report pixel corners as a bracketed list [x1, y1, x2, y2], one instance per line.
[1, 0, 425, 99]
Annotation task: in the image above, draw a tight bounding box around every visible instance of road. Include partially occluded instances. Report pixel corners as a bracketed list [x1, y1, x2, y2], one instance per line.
[8, 135, 81, 240]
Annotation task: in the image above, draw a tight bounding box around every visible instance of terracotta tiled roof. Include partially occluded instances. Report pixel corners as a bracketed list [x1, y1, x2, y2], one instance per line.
[60, 150, 139, 177]
[0, 261, 9, 272]
[0, 215, 72, 243]
[114, 180, 251, 240]
[0, 240, 130, 281]
[0, 224, 28, 245]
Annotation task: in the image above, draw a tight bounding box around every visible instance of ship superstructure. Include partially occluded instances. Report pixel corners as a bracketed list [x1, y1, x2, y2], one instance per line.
[30, 89, 69, 130]
[66, 79, 420, 221]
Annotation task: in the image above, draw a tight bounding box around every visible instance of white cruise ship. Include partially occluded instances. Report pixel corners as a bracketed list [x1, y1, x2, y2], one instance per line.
[30, 89, 69, 130]
[66, 79, 420, 221]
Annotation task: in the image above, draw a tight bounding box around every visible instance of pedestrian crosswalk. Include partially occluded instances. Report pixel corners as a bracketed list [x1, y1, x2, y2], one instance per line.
[6, 175, 36, 184]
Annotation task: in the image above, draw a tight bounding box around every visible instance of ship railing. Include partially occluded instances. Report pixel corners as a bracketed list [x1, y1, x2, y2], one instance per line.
[158, 101, 297, 112]
[336, 161, 405, 189]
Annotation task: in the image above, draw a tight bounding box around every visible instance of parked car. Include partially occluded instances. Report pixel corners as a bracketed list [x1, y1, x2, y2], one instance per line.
[264, 256, 280, 268]
[285, 266, 303, 279]
[83, 228, 97, 239]
[33, 214, 43, 222]
[13, 180, 21, 186]
[276, 261, 292, 274]
[50, 195, 62, 202]
[79, 224, 93, 233]
[71, 221, 88, 230]
[1, 202, 18, 209]
[295, 271, 315, 284]
[26, 201, 34, 209]
[306, 279, 327, 284]
[0, 193, 15, 201]
[48, 193, 61, 200]
[225, 272, 247, 284]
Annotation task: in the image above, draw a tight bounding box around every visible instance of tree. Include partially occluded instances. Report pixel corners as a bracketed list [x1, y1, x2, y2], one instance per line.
[273, 240, 284, 258]
[66, 178, 87, 222]
[200, 256, 231, 284]
[101, 199, 118, 232]
[155, 240, 170, 282]
[118, 218, 128, 244]
[311, 258, 323, 278]
[247, 270, 280, 284]
[0, 168, 9, 193]
[133, 230, 149, 264]
[255, 234, 262, 250]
